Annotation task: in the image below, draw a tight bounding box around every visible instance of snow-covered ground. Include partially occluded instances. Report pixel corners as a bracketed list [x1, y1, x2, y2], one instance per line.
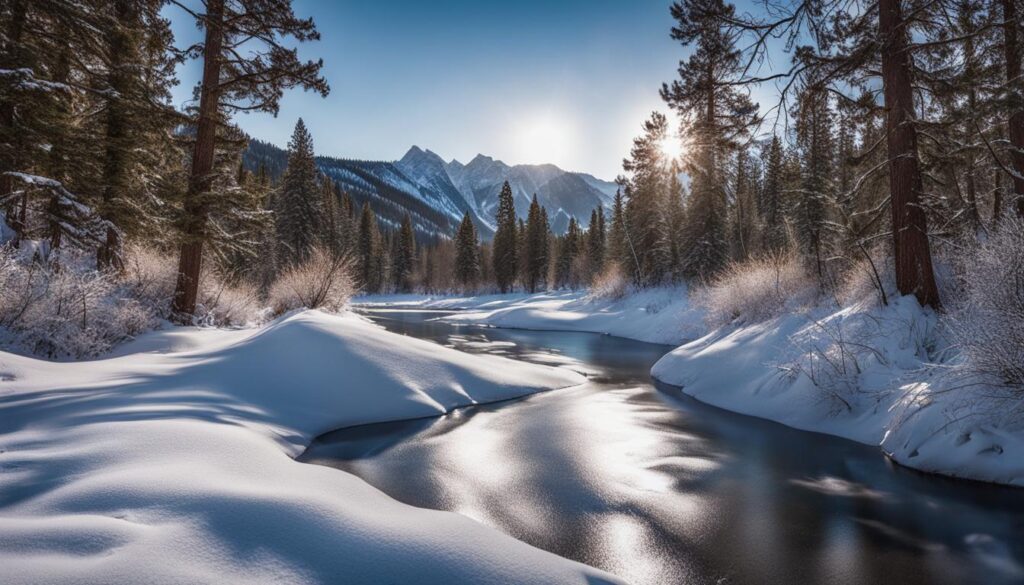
[0, 310, 624, 584]
[652, 295, 1024, 487]
[356, 287, 704, 345]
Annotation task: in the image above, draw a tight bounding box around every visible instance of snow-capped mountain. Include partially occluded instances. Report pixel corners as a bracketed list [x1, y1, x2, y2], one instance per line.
[243, 140, 618, 239]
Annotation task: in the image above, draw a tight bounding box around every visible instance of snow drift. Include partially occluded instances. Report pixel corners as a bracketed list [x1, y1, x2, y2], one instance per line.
[652, 295, 1024, 487]
[0, 310, 622, 584]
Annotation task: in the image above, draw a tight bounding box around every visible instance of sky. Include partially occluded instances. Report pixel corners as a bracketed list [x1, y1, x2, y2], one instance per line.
[167, 1, 692, 180]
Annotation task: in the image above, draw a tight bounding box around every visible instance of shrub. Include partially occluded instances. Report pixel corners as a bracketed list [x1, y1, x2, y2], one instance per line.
[698, 252, 818, 328]
[0, 246, 157, 358]
[269, 248, 354, 314]
[949, 217, 1024, 395]
[588, 263, 630, 300]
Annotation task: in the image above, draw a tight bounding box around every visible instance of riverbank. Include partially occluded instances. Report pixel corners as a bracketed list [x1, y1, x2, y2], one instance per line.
[361, 290, 1024, 487]
[0, 310, 621, 585]
[355, 286, 704, 345]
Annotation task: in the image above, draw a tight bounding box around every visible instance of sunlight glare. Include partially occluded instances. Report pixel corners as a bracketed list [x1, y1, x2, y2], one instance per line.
[658, 136, 683, 162]
[514, 113, 575, 166]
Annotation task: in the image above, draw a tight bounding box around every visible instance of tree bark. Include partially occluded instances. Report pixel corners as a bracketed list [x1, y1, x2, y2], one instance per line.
[879, 0, 941, 308]
[97, 0, 132, 271]
[1003, 0, 1024, 217]
[2, 0, 28, 247]
[171, 0, 224, 318]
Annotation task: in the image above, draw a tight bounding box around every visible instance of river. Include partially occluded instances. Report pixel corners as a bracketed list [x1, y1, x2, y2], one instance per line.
[300, 309, 1024, 585]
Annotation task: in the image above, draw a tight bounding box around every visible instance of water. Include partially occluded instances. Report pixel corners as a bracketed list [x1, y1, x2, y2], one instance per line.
[301, 309, 1024, 585]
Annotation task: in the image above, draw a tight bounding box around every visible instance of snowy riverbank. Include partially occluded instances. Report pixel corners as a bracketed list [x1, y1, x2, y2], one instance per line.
[653, 294, 1024, 487]
[0, 310, 623, 584]
[355, 287, 704, 346]
[363, 289, 1024, 487]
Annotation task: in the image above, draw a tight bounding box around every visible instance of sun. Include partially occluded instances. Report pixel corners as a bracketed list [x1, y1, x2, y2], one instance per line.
[513, 113, 575, 165]
[658, 136, 683, 161]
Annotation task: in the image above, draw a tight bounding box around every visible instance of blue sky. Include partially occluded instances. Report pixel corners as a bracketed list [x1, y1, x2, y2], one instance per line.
[167, 1, 696, 180]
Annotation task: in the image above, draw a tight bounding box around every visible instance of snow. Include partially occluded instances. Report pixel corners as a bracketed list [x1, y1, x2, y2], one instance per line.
[651, 295, 1024, 487]
[0, 310, 623, 584]
[357, 286, 705, 346]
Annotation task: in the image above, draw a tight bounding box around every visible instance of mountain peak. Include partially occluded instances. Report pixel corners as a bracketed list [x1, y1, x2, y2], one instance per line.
[399, 145, 446, 167]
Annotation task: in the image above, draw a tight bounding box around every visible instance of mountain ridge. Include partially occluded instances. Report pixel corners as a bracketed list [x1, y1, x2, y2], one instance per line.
[242, 140, 618, 240]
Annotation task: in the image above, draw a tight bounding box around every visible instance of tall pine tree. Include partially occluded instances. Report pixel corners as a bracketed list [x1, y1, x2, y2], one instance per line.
[454, 211, 480, 290]
[276, 119, 324, 266]
[492, 181, 518, 293]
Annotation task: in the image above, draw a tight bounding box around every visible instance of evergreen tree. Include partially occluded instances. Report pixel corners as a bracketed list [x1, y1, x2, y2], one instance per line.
[393, 214, 416, 292]
[587, 206, 606, 279]
[357, 202, 381, 293]
[760, 135, 788, 253]
[608, 188, 629, 269]
[523, 194, 550, 292]
[492, 181, 518, 292]
[622, 112, 672, 286]
[170, 0, 329, 317]
[662, 0, 758, 280]
[275, 119, 324, 266]
[554, 217, 582, 289]
[794, 86, 835, 279]
[454, 211, 480, 290]
[665, 170, 687, 279]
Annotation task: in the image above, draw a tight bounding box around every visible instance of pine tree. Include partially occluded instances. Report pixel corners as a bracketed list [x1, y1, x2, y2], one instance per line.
[357, 202, 381, 293]
[492, 181, 518, 292]
[554, 217, 583, 289]
[523, 194, 549, 292]
[794, 86, 835, 279]
[587, 206, 606, 280]
[622, 112, 673, 286]
[662, 0, 758, 280]
[608, 188, 628, 269]
[393, 214, 416, 292]
[665, 170, 687, 279]
[94, 0, 178, 269]
[454, 211, 480, 290]
[760, 135, 787, 253]
[275, 119, 324, 266]
[170, 0, 329, 318]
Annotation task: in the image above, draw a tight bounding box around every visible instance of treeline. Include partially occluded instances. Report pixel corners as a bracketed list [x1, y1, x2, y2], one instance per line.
[0, 0, 329, 321]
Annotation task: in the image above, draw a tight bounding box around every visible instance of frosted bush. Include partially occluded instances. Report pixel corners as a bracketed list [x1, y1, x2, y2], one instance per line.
[0, 248, 157, 358]
[949, 217, 1024, 396]
[0, 244, 270, 358]
[699, 253, 818, 328]
[269, 248, 354, 314]
[195, 269, 263, 327]
[588, 263, 630, 300]
[838, 246, 896, 307]
[122, 246, 178, 319]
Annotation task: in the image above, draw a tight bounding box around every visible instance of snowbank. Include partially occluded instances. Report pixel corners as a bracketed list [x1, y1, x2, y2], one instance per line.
[357, 287, 704, 345]
[652, 296, 1024, 487]
[0, 310, 622, 584]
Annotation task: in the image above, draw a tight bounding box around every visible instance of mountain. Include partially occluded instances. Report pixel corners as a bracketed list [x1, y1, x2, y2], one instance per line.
[242, 140, 614, 239]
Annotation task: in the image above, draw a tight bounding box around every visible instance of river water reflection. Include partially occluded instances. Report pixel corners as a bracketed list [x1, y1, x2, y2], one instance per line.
[301, 309, 1024, 585]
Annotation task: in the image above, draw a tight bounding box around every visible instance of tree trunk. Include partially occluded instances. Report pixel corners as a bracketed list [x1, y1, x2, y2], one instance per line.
[97, 0, 132, 271]
[171, 0, 225, 318]
[1003, 0, 1024, 217]
[879, 0, 941, 308]
[2, 0, 28, 247]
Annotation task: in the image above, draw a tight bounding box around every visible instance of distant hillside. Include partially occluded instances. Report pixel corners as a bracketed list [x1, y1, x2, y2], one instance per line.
[242, 139, 617, 240]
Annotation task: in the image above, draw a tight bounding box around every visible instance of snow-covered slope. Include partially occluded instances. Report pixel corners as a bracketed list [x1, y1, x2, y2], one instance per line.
[651, 296, 1024, 487]
[0, 310, 621, 584]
